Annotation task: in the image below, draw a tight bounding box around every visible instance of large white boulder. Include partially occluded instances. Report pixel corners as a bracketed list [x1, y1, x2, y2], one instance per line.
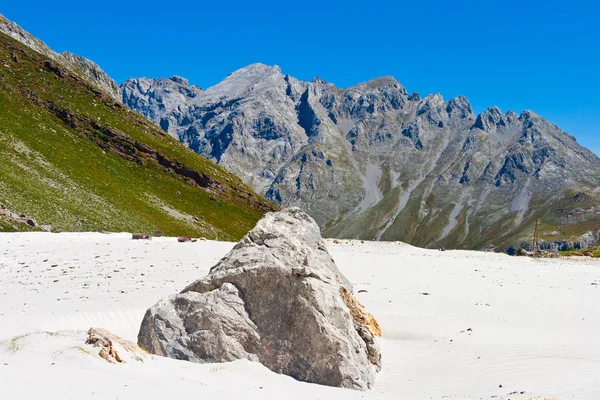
[138, 208, 381, 390]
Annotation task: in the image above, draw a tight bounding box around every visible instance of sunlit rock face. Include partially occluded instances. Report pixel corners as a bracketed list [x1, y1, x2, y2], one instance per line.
[123, 64, 600, 250]
[139, 208, 381, 390]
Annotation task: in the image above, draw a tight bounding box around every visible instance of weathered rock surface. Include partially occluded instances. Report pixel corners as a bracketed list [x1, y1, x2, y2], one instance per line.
[59, 51, 121, 101]
[0, 14, 121, 102]
[86, 327, 146, 364]
[122, 63, 600, 251]
[138, 208, 381, 390]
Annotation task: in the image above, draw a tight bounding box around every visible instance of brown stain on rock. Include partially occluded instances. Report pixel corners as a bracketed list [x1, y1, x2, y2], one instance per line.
[86, 327, 145, 364]
[339, 287, 382, 337]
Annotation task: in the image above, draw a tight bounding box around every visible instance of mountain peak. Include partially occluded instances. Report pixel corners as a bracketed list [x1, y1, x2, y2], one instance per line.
[474, 106, 517, 131]
[446, 95, 474, 119]
[520, 109, 541, 120]
[416, 93, 444, 115]
[229, 63, 281, 76]
[367, 76, 399, 87]
[201, 63, 284, 102]
[348, 76, 404, 93]
[169, 75, 189, 85]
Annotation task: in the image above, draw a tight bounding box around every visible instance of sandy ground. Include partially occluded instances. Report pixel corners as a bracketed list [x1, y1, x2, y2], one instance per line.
[0, 232, 598, 399]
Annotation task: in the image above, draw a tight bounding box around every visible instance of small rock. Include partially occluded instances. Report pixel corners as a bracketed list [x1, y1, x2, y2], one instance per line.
[86, 327, 144, 364]
[132, 233, 151, 240]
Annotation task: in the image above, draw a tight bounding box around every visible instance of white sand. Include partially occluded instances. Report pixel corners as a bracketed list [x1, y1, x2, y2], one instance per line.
[0, 232, 598, 399]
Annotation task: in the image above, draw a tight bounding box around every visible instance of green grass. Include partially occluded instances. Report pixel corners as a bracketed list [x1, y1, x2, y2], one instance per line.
[560, 247, 600, 258]
[0, 32, 276, 240]
[4, 331, 69, 353]
[6, 334, 25, 353]
[0, 215, 39, 232]
[324, 163, 599, 251]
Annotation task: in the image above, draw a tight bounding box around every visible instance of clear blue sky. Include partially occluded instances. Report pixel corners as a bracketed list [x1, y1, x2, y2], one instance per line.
[2, 1, 599, 155]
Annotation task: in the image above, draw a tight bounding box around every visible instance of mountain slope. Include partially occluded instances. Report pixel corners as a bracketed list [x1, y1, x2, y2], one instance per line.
[123, 64, 600, 250]
[0, 31, 275, 239]
[0, 14, 121, 102]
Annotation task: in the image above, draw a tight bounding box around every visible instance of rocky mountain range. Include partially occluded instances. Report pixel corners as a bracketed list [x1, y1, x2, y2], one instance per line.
[122, 64, 600, 250]
[1, 13, 598, 250]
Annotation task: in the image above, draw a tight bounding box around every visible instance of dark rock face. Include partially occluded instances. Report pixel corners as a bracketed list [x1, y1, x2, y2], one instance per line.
[122, 63, 600, 250]
[138, 208, 381, 390]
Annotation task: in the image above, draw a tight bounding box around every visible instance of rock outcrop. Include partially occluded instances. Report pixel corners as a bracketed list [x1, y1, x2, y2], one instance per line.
[0, 204, 40, 229]
[138, 208, 381, 390]
[122, 63, 600, 251]
[86, 327, 146, 364]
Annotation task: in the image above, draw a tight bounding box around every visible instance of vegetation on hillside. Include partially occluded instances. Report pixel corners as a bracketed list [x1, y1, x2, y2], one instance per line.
[560, 247, 600, 258]
[0, 32, 276, 240]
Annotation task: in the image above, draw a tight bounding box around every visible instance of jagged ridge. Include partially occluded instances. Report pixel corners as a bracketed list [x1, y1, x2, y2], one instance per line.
[122, 63, 600, 250]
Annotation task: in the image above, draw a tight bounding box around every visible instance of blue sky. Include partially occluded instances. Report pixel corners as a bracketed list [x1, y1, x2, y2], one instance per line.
[2, 1, 599, 155]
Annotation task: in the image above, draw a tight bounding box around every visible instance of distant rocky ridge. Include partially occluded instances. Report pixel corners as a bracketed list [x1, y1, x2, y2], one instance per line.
[1, 12, 597, 250]
[0, 14, 121, 102]
[122, 64, 600, 250]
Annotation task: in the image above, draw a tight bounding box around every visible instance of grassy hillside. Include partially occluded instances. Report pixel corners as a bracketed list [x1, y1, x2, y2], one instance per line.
[0, 32, 276, 240]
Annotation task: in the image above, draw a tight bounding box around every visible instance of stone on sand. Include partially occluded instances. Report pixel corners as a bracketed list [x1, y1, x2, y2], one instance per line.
[138, 207, 381, 390]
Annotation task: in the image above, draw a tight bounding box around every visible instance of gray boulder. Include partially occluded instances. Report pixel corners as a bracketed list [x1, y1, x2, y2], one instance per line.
[138, 207, 381, 390]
